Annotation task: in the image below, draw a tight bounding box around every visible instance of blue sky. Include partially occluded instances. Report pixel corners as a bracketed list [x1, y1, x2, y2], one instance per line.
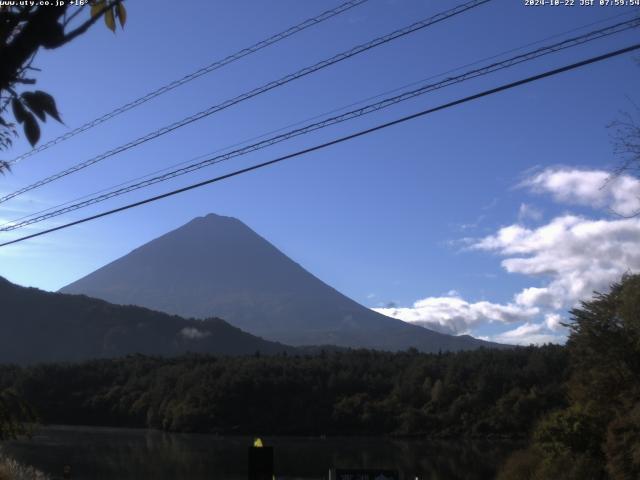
[1, 0, 639, 344]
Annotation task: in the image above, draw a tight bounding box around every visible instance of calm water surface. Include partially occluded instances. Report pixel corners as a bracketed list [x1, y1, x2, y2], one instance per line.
[4, 425, 519, 480]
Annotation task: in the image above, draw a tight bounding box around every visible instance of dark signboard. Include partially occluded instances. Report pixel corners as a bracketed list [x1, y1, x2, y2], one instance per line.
[334, 469, 400, 480]
[62, 465, 72, 479]
[248, 446, 274, 480]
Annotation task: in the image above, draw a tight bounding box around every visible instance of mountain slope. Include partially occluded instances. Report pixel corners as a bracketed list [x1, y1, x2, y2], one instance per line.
[61, 214, 503, 352]
[0, 276, 292, 364]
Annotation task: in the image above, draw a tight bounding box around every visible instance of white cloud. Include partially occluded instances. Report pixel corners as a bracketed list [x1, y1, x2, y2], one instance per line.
[474, 214, 640, 310]
[518, 203, 543, 222]
[373, 294, 538, 336]
[544, 313, 563, 331]
[373, 167, 639, 344]
[525, 167, 640, 216]
[180, 327, 211, 340]
[515, 286, 560, 309]
[491, 322, 564, 346]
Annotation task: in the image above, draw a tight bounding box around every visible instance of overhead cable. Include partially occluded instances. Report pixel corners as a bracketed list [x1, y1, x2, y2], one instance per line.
[6, 0, 370, 166]
[2, 17, 637, 233]
[0, 0, 491, 204]
[2, 42, 638, 247]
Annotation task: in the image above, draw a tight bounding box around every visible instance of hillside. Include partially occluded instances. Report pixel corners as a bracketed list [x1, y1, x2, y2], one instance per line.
[0, 276, 292, 364]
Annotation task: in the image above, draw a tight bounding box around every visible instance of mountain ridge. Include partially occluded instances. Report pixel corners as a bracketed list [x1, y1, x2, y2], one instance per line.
[0, 275, 293, 364]
[60, 213, 505, 352]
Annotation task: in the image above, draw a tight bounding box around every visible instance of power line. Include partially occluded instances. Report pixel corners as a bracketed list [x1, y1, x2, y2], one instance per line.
[2, 42, 638, 248]
[0, 18, 640, 231]
[12, 5, 634, 228]
[0, 0, 491, 205]
[6, 0, 370, 166]
[2, 17, 638, 233]
[6, 7, 634, 232]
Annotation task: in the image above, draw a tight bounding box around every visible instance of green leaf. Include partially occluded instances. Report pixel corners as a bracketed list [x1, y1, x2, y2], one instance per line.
[23, 112, 41, 146]
[105, 7, 116, 32]
[11, 98, 27, 124]
[116, 2, 127, 28]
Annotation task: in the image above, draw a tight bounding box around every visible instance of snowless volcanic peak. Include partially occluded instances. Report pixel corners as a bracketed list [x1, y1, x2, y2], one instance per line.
[61, 214, 504, 352]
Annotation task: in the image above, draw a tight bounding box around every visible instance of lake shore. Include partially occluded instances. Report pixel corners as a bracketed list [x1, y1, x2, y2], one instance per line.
[2, 424, 521, 480]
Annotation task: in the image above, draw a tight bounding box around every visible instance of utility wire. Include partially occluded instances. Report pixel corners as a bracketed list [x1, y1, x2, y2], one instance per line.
[6, 0, 370, 166]
[9, 5, 635, 229]
[0, 0, 491, 205]
[2, 42, 638, 248]
[5, 7, 635, 231]
[2, 17, 638, 233]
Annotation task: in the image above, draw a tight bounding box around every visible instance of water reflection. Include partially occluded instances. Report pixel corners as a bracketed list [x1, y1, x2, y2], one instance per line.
[4, 426, 518, 479]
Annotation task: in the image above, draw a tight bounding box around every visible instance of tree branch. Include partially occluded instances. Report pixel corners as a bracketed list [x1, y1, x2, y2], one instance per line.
[62, 4, 85, 28]
[52, 0, 122, 49]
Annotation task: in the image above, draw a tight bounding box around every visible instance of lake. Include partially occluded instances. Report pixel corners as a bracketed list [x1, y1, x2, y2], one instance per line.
[3, 425, 519, 479]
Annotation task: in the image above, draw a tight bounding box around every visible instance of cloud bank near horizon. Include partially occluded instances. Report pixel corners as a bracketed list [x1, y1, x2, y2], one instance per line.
[373, 168, 640, 345]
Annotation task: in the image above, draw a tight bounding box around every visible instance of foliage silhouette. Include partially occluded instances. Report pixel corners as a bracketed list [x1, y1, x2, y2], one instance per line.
[498, 274, 640, 480]
[0, 0, 126, 165]
[0, 345, 568, 437]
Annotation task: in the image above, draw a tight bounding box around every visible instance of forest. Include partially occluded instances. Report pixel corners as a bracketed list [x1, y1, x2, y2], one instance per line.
[0, 346, 567, 438]
[0, 275, 638, 480]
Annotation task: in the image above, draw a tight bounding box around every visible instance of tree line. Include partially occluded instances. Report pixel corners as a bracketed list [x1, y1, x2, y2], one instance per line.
[0, 345, 568, 439]
[1, 274, 637, 479]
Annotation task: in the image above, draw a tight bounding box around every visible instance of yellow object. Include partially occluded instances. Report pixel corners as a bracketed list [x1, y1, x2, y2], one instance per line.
[253, 438, 264, 448]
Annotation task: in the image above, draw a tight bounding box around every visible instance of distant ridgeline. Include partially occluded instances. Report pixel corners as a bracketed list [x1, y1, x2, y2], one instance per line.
[0, 346, 568, 437]
[0, 214, 508, 365]
[0, 276, 293, 364]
